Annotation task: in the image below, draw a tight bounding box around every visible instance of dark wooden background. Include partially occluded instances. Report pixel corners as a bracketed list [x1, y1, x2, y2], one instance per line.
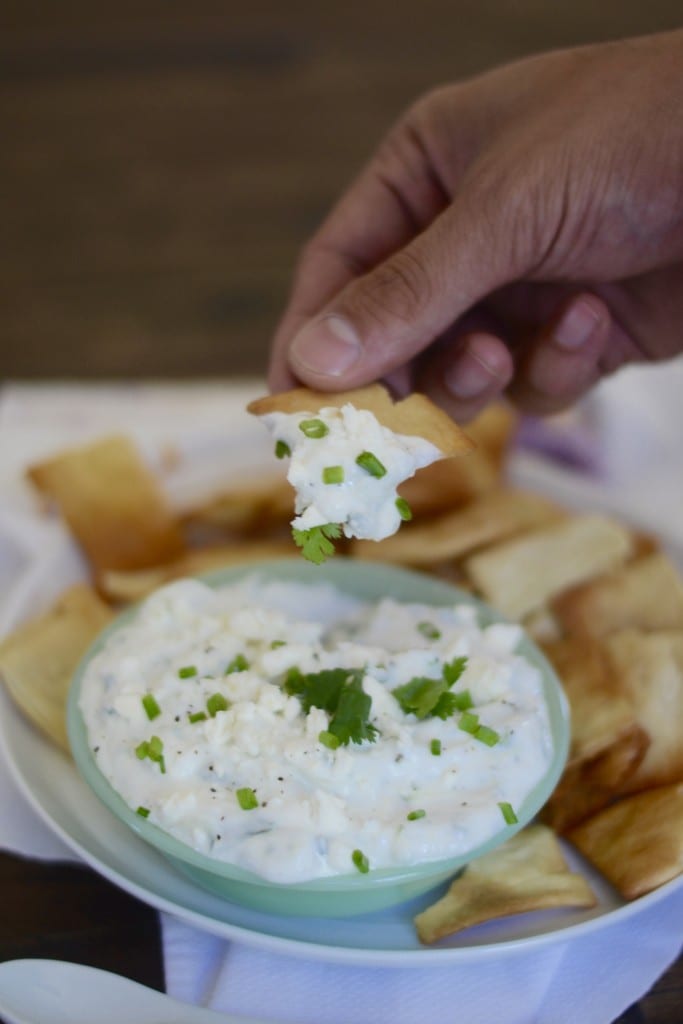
[1, 4, 681, 1022]
[2, 1, 683, 381]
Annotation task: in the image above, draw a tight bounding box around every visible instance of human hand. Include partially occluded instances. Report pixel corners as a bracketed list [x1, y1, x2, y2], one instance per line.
[268, 30, 683, 420]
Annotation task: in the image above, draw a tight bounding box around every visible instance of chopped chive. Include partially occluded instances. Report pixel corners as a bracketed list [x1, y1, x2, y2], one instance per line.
[407, 808, 426, 821]
[499, 801, 518, 825]
[417, 621, 441, 640]
[458, 711, 480, 735]
[452, 689, 473, 711]
[141, 694, 161, 721]
[355, 451, 387, 478]
[475, 725, 500, 747]
[352, 849, 369, 873]
[188, 711, 207, 724]
[430, 738, 442, 755]
[178, 665, 197, 679]
[299, 418, 328, 439]
[148, 735, 163, 758]
[319, 730, 341, 750]
[225, 654, 249, 674]
[236, 787, 258, 810]
[322, 465, 344, 485]
[136, 806, 150, 818]
[275, 439, 291, 459]
[395, 497, 413, 521]
[206, 693, 229, 717]
[270, 640, 286, 649]
[137, 735, 166, 774]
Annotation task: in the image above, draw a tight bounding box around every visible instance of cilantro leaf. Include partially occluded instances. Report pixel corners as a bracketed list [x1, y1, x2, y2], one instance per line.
[442, 656, 468, 687]
[391, 676, 449, 720]
[329, 676, 379, 745]
[431, 691, 460, 719]
[283, 667, 378, 745]
[292, 523, 343, 564]
[392, 657, 470, 720]
[284, 667, 360, 713]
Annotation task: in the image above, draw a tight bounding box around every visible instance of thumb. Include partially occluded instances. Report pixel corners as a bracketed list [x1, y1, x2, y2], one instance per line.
[287, 183, 527, 389]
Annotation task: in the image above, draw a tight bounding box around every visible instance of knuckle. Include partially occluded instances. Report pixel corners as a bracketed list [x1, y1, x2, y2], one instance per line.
[357, 250, 433, 330]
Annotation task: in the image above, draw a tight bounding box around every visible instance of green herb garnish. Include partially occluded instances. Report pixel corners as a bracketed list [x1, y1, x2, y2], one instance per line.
[206, 692, 230, 717]
[452, 688, 473, 711]
[299, 418, 329, 439]
[498, 801, 518, 825]
[392, 676, 451, 719]
[318, 730, 341, 750]
[355, 451, 387, 478]
[225, 653, 249, 674]
[475, 725, 500, 747]
[442, 656, 468, 687]
[236, 787, 259, 810]
[270, 640, 286, 649]
[458, 711, 480, 734]
[141, 694, 161, 721]
[352, 849, 369, 873]
[292, 523, 342, 565]
[275, 439, 291, 459]
[136, 806, 150, 818]
[284, 667, 378, 746]
[322, 465, 344, 485]
[395, 497, 413, 521]
[417, 621, 441, 640]
[178, 665, 197, 679]
[188, 711, 207, 724]
[430, 738, 442, 755]
[135, 735, 166, 774]
[407, 809, 426, 821]
[392, 657, 469, 721]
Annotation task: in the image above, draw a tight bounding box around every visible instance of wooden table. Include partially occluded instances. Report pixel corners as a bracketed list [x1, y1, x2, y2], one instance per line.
[1, 4, 681, 1020]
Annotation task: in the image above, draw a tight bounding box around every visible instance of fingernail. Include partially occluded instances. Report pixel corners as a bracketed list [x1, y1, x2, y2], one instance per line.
[445, 351, 495, 399]
[290, 315, 362, 377]
[554, 298, 603, 350]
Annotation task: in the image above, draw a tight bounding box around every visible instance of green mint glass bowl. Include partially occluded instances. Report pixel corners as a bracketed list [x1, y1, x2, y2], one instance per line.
[67, 557, 570, 918]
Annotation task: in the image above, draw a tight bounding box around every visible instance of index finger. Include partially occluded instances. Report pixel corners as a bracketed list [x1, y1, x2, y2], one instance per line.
[267, 105, 451, 390]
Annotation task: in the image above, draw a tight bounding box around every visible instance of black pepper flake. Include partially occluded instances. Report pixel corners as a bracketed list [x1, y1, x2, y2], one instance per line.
[93, 746, 100, 753]
[174, 716, 180, 723]
[210, 787, 217, 793]
[277, 776, 284, 782]
[216, 834, 221, 840]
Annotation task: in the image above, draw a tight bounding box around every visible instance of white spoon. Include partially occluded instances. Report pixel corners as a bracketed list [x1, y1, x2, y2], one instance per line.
[0, 959, 281, 1024]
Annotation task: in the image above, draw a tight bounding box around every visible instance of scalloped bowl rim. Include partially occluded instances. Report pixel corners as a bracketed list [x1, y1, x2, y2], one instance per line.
[67, 558, 570, 899]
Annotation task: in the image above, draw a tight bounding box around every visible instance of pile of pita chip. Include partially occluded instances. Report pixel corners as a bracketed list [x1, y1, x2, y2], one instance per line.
[0, 585, 112, 751]
[1, 392, 681, 946]
[28, 435, 185, 576]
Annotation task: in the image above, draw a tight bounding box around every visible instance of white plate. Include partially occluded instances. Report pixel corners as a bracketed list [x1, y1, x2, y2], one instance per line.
[1, 469, 682, 969]
[3, 682, 683, 967]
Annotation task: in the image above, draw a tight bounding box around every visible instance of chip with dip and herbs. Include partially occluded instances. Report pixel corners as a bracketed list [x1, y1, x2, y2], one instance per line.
[247, 385, 474, 562]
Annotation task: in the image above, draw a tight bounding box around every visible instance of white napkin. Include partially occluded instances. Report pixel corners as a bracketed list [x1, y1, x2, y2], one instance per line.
[1, 375, 682, 1024]
[162, 895, 683, 1024]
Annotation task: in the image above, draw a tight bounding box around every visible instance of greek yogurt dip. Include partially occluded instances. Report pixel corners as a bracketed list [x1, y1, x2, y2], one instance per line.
[79, 577, 553, 884]
[259, 403, 443, 544]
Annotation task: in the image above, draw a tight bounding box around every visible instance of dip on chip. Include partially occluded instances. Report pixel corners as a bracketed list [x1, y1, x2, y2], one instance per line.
[248, 385, 473, 562]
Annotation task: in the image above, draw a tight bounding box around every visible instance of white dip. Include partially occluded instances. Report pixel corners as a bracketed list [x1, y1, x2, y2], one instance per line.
[260, 404, 443, 542]
[80, 577, 553, 884]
